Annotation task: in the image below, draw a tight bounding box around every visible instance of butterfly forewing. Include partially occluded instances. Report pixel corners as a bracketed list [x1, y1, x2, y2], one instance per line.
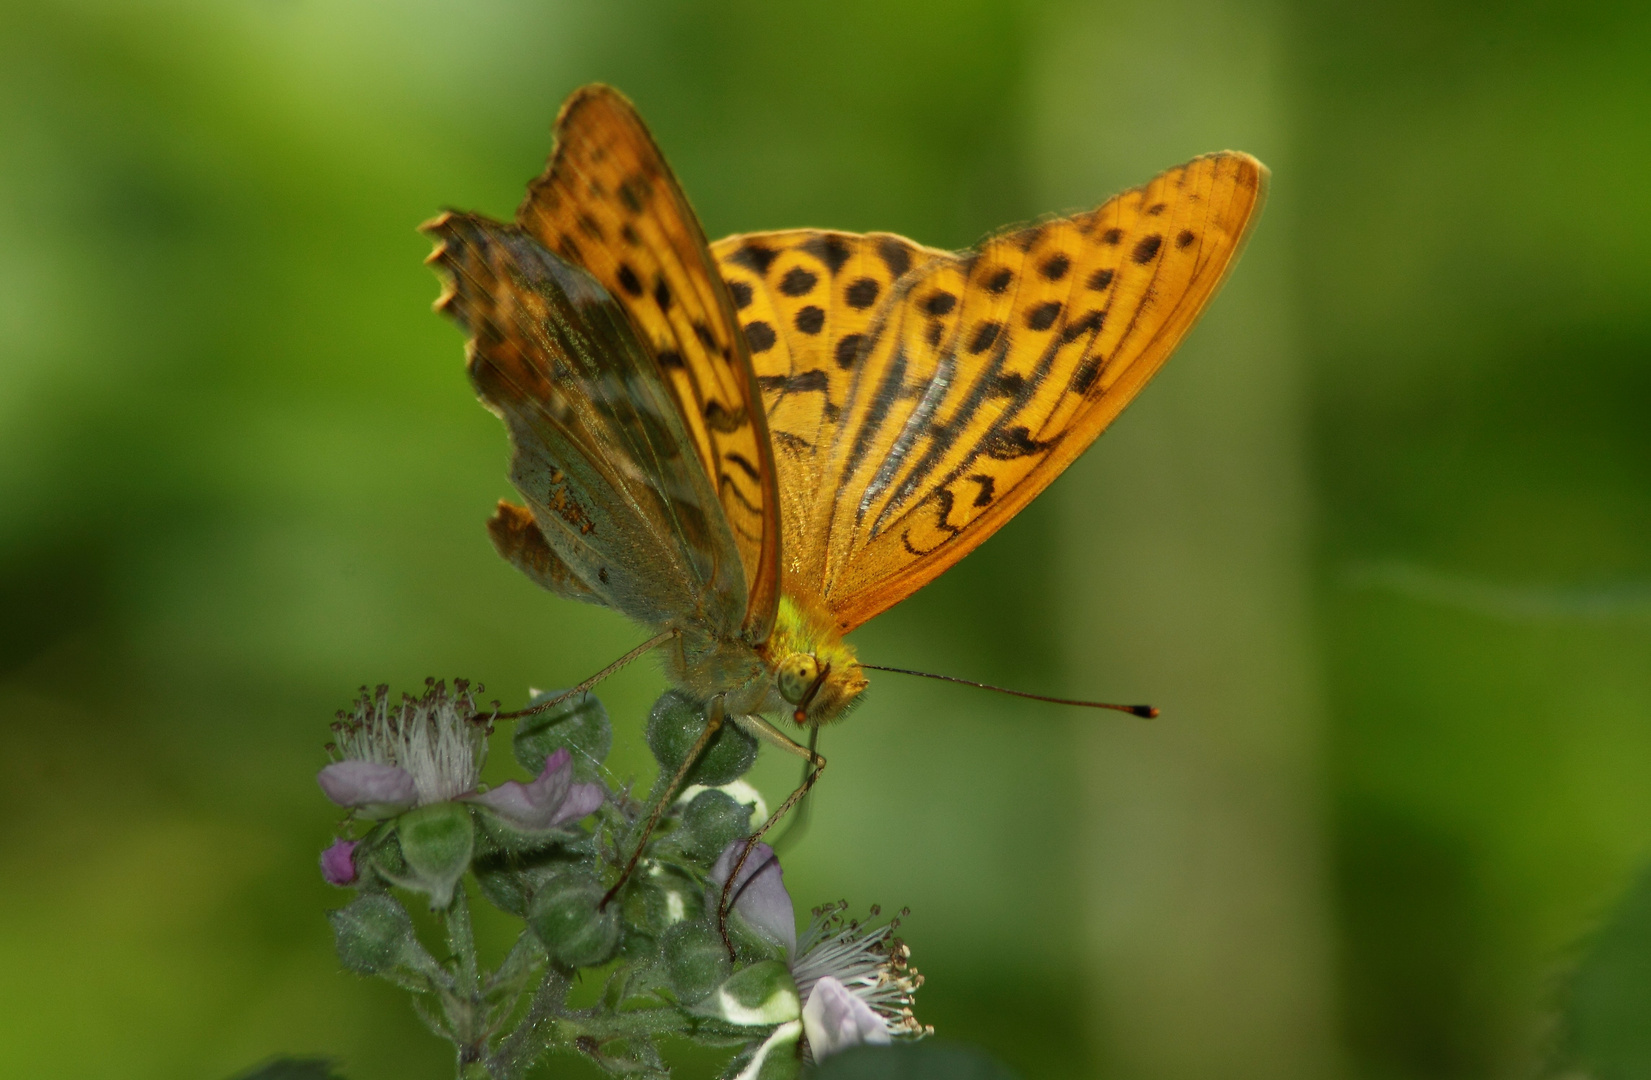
[737, 152, 1264, 631]
[515, 85, 781, 642]
[425, 211, 749, 638]
[711, 230, 947, 585]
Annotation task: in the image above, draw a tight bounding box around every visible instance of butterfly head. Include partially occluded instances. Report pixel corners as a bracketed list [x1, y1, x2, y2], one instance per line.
[766, 597, 868, 726]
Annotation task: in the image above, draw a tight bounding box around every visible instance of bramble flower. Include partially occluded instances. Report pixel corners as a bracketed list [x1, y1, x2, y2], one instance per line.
[317, 679, 603, 831]
[709, 841, 929, 1062]
[318, 681, 488, 817]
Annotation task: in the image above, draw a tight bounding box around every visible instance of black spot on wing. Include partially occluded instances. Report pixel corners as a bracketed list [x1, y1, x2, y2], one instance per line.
[728, 280, 754, 310]
[1026, 302, 1061, 332]
[984, 267, 1013, 294]
[703, 401, 750, 433]
[923, 291, 956, 316]
[744, 321, 777, 353]
[652, 275, 672, 311]
[1132, 235, 1163, 264]
[846, 277, 880, 309]
[834, 333, 864, 369]
[1040, 253, 1071, 280]
[1060, 310, 1104, 343]
[617, 177, 646, 212]
[693, 321, 719, 349]
[795, 305, 825, 335]
[780, 266, 818, 297]
[984, 425, 1057, 460]
[968, 472, 996, 507]
[877, 237, 911, 279]
[576, 212, 604, 239]
[616, 263, 643, 296]
[658, 349, 686, 370]
[1101, 228, 1123, 245]
[1176, 229, 1197, 249]
[993, 372, 1025, 397]
[1086, 267, 1114, 291]
[1147, 202, 1167, 216]
[925, 321, 944, 347]
[1071, 357, 1101, 395]
[800, 233, 852, 274]
[757, 369, 829, 394]
[730, 243, 779, 275]
[968, 321, 1001, 354]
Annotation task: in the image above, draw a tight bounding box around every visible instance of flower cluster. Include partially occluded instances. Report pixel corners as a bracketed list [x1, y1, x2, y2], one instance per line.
[316, 680, 928, 1079]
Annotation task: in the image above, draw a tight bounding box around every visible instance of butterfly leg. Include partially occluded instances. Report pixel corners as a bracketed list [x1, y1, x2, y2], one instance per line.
[598, 692, 726, 910]
[490, 629, 679, 722]
[773, 725, 820, 854]
[716, 716, 827, 957]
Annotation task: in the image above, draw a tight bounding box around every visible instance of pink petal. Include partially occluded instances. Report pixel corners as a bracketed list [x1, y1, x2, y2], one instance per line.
[317, 761, 418, 816]
[709, 841, 795, 955]
[462, 746, 602, 830]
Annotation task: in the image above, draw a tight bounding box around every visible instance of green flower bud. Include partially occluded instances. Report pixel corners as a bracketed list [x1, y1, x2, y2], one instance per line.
[328, 893, 433, 978]
[678, 789, 750, 861]
[395, 802, 475, 910]
[693, 959, 800, 1026]
[646, 690, 757, 787]
[513, 689, 611, 783]
[663, 920, 731, 1004]
[528, 871, 620, 968]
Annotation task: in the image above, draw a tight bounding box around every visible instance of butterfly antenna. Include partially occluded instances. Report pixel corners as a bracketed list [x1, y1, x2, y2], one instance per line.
[860, 664, 1159, 718]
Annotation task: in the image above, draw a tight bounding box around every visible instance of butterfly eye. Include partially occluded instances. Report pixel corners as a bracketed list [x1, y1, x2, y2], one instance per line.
[776, 653, 820, 705]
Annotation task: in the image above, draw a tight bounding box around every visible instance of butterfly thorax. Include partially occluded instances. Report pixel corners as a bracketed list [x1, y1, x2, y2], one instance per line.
[758, 595, 868, 727]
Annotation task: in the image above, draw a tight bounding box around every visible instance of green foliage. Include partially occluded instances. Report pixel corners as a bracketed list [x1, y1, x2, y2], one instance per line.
[811, 1043, 1017, 1080]
[229, 1060, 348, 1080]
[1553, 867, 1651, 1080]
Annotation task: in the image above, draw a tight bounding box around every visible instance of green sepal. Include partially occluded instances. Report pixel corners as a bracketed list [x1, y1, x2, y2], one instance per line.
[721, 1021, 802, 1080]
[646, 691, 757, 787]
[693, 960, 799, 1026]
[663, 920, 731, 1005]
[514, 689, 611, 782]
[527, 869, 621, 968]
[393, 802, 474, 909]
[327, 893, 442, 986]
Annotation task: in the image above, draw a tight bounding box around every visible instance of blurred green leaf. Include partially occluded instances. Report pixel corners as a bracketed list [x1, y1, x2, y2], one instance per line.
[229, 1059, 346, 1080]
[1554, 867, 1651, 1079]
[811, 1042, 1017, 1079]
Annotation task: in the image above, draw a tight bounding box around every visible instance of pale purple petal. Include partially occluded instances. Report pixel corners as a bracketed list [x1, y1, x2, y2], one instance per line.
[801, 976, 890, 1059]
[709, 841, 795, 955]
[318, 760, 418, 816]
[319, 839, 360, 886]
[462, 747, 602, 830]
[547, 781, 606, 827]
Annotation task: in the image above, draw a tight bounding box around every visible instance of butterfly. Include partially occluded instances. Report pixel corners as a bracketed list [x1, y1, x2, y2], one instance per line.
[424, 84, 1264, 898]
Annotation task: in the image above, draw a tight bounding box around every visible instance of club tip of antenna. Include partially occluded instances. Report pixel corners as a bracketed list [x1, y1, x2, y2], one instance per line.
[1130, 704, 1160, 719]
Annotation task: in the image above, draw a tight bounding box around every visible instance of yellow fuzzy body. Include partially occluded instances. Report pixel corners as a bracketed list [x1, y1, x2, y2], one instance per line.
[758, 595, 868, 726]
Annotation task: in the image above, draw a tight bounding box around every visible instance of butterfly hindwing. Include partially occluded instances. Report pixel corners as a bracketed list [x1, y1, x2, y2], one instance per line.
[717, 153, 1265, 631]
[515, 85, 781, 642]
[425, 211, 749, 638]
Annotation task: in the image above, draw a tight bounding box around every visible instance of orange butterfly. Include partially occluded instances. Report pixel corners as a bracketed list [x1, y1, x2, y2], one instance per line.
[425, 84, 1264, 900]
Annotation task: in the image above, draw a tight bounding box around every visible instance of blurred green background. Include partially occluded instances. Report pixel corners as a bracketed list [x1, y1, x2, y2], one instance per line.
[3, 0, 1649, 1077]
